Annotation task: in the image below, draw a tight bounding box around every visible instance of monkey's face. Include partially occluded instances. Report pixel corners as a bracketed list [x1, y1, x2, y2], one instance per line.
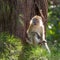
[30, 15, 42, 26]
[32, 18, 40, 25]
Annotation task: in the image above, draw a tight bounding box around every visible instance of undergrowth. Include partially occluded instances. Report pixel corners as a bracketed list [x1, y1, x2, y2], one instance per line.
[0, 32, 60, 60]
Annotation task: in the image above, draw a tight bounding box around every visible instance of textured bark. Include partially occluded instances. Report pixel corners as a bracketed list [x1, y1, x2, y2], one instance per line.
[0, 0, 17, 34]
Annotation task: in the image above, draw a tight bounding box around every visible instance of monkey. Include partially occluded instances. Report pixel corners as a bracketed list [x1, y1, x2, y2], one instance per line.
[26, 15, 50, 53]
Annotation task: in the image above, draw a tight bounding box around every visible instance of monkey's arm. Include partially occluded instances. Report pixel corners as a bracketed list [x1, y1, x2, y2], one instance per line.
[26, 28, 33, 45]
[41, 26, 50, 53]
[27, 24, 32, 34]
[41, 26, 46, 42]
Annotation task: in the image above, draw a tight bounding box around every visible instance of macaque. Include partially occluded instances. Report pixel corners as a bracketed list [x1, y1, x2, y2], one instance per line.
[26, 15, 50, 53]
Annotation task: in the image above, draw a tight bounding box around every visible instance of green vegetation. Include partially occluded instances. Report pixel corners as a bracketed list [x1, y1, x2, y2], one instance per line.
[0, 33, 49, 60]
[46, 5, 60, 60]
[0, 32, 22, 60]
[18, 44, 49, 60]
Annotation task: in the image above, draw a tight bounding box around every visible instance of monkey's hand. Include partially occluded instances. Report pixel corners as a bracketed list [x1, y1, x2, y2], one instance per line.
[26, 38, 33, 44]
[42, 40, 47, 43]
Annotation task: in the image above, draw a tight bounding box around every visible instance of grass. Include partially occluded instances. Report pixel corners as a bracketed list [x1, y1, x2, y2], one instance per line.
[0, 32, 22, 60]
[0, 32, 60, 60]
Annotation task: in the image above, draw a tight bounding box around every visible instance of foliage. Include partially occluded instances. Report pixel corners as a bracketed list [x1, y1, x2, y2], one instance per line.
[18, 44, 49, 60]
[47, 6, 60, 43]
[0, 32, 22, 60]
[46, 5, 60, 60]
[0, 32, 50, 60]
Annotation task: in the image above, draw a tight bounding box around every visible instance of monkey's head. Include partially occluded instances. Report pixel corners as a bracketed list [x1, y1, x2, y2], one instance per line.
[30, 15, 42, 25]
